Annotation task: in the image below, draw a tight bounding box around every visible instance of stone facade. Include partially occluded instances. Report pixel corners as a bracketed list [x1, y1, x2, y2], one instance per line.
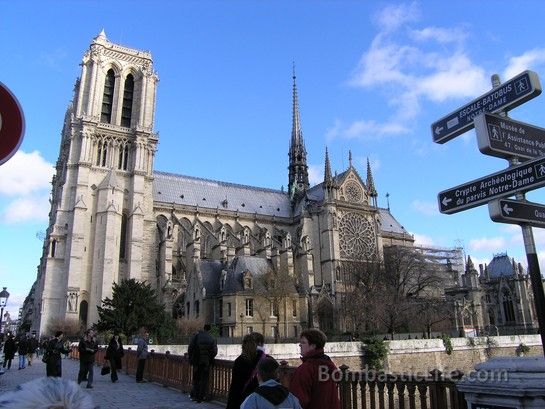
[29, 32, 418, 337]
[446, 253, 543, 336]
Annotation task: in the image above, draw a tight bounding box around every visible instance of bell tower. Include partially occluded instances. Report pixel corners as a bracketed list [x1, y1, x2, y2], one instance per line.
[36, 30, 159, 334]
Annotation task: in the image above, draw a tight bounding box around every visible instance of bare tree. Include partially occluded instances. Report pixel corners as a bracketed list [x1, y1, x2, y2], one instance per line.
[255, 267, 298, 343]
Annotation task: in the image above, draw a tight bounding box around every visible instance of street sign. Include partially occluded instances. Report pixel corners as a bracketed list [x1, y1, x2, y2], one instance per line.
[0, 81, 25, 166]
[489, 198, 545, 228]
[432, 70, 541, 144]
[438, 155, 545, 214]
[475, 113, 545, 160]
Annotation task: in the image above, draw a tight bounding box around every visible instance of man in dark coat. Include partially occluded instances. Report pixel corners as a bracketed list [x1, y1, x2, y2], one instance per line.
[17, 335, 29, 369]
[27, 334, 39, 366]
[77, 330, 98, 388]
[188, 324, 218, 403]
[2, 333, 16, 370]
[105, 332, 124, 383]
[45, 331, 70, 377]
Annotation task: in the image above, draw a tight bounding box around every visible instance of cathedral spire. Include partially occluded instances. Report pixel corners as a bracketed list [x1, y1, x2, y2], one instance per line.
[366, 157, 378, 206]
[288, 65, 309, 203]
[324, 147, 332, 184]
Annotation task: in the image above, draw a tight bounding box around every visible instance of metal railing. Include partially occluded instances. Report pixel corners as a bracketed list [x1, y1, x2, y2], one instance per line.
[70, 347, 467, 409]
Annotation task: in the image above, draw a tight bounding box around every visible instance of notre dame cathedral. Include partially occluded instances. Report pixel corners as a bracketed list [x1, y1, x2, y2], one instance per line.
[27, 31, 416, 338]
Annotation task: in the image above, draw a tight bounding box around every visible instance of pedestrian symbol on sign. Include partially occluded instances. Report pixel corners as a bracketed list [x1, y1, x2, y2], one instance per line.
[515, 78, 529, 94]
[489, 124, 501, 141]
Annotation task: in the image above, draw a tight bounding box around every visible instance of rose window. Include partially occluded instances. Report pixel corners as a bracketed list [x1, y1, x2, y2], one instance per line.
[339, 212, 375, 259]
[345, 181, 363, 203]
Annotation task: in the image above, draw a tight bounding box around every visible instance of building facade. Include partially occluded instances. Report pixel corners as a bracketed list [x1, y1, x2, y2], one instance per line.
[446, 253, 540, 336]
[28, 32, 415, 337]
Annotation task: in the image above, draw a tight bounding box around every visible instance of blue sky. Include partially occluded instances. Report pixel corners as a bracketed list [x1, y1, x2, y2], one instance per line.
[2, 0, 545, 318]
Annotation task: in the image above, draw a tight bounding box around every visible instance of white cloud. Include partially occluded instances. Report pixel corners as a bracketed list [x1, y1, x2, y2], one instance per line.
[411, 232, 435, 246]
[411, 199, 439, 216]
[1, 194, 50, 223]
[374, 2, 419, 33]
[0, 150, 54, 197]
[504, 48, 545, 80]
[468, 236, 507, 252]
[308, 164, 323, 186]
[410, 26, 467, 44]
[417, 53, 487, 102]
[325, 118, 409, 141]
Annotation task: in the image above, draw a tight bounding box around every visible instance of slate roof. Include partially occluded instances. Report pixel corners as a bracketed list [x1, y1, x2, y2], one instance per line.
[153, 171, 292, 218]
[487, 253, 517, 279]
[153, 171, 409, 236]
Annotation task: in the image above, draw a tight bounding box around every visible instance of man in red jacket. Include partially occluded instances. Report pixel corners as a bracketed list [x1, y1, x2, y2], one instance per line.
[289, 328, 341, 409]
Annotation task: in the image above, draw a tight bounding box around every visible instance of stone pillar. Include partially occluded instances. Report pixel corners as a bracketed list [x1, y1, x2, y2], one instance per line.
[457, 357, 545, 408]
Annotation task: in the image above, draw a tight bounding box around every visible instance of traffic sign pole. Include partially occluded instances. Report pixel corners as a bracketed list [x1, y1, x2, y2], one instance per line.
[520, 223, 545, 359]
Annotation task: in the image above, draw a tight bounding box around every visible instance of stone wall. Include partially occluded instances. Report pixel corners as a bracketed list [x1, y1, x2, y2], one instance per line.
[140, 334, 542, 374]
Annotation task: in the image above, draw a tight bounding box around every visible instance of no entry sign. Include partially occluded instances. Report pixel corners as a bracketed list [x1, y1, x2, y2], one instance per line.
[0, 82, 25, 166]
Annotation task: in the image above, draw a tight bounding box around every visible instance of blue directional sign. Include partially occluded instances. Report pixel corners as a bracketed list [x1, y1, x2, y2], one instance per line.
[489, 198, 545, 228]
[438, 155, 545, 214]
[475, 113, 545, 160]
[432, 70, 541, 144]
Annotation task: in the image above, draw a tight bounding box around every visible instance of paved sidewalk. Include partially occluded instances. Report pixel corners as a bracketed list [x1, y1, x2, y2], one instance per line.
[0, 357, 223, 409]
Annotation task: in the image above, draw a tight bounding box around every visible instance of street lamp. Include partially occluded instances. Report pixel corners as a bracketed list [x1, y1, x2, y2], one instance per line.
[0, 287, 9, 336]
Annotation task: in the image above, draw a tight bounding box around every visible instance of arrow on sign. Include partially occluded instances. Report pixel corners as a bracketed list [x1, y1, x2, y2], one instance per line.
[502, 203, 514, 215]
[442, 197, 452, 207]
[434, 126, 444, 135]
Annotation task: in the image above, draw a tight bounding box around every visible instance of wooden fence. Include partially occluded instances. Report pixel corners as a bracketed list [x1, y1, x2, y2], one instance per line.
[70, 346, 467, 409]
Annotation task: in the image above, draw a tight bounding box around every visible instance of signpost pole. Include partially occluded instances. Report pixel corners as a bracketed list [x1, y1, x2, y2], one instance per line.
[520, 221, 545, 359]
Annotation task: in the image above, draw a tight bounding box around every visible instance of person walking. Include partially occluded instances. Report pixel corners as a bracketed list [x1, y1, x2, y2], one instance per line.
[17, 334, 29, 370]
[135, 327, 149, 383]
[241, 356, 302, 409]
[289, 328, 341, 409]
[105, 332, 124, 383]
[77, 330, 98, 388]
[2, 333, 16, 370]
[27, 334, 39, 366]
[188, 324, 218, 403]
[45, 331, 70, 377]
[226, 332, 267, 409]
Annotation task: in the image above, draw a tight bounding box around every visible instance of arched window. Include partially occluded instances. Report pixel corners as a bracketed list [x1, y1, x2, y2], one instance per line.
[121, 74, 134, 127]
[101, 141, 108, 166]
[101, 69, 115, 123]
[79, 300, 88, 327]
[50, 239, 57, 257]
[502, 289, 516, 323]
[119, 213, 128, 260]
[117, 143, 129, 170]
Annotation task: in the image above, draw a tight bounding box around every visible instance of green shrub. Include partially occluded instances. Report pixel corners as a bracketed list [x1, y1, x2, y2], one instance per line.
[441, 334, 453, 355]
[361, 336, 388, 370]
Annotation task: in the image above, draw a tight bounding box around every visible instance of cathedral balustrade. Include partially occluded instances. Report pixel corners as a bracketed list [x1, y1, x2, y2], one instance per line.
[70, 345, 467, 408]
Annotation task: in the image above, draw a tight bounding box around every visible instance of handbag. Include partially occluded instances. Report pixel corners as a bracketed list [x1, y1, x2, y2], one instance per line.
[41, 350, 50, 363]
[101, 361, 111, 376]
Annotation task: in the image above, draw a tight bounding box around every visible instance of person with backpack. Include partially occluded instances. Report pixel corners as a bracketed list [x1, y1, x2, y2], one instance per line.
[226, 332, 268, 409]
[187, 324, 218, 403]
[241, 356, 302, 409]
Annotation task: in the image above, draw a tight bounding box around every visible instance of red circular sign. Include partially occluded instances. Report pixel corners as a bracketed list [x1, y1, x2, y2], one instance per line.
[0, 82, 25, 166]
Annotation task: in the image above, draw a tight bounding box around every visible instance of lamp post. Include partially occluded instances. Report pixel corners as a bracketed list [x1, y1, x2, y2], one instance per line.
[0, 287, 9, 336]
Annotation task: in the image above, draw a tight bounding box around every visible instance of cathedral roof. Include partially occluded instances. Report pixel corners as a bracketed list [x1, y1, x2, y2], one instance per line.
[487, 253, 518, 279]
[153, 171, 292, 218]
